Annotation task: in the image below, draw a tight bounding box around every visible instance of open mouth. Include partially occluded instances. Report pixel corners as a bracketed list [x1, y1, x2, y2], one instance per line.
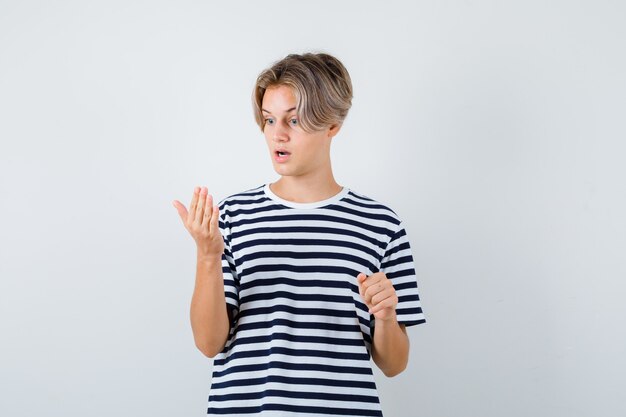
[274, 150, 291, 162]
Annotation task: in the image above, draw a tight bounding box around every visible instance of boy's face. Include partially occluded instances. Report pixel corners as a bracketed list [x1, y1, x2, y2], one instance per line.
[262, 85, 338, 178]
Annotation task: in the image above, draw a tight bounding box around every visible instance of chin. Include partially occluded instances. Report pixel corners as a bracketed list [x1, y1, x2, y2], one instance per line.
[273, 164, 297, 176]
[273, 167, 292, 176]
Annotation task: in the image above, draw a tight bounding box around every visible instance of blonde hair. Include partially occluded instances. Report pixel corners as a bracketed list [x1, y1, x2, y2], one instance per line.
[252, 52, 353, 133]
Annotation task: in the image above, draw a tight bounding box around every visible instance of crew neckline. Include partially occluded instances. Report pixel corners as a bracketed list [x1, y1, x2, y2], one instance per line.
[263, 183, 350, 209]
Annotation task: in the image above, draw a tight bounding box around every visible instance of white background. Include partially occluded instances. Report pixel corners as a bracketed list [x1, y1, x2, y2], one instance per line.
[1, 1, 625, 416]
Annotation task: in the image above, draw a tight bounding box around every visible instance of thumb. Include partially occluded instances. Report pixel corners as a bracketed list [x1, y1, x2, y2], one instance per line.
[172, 200, 188, 222]
[357, 272, 367, 297]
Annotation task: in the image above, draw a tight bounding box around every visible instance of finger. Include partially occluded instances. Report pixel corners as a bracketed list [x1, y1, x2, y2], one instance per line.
[361, 273, 382, 292]
[365, 285, 381, 304]
[371, 288, 396, 306]
[364, 281, 385, 300]
[361, 291, 369, 305]
[362, 289, 375, 306]
[370, 297, 397, 315]
[194, 187, 207, 225]
[209, 204, 220, 235]
[188, 186, 200, 223]
[201, 194, 213, 228]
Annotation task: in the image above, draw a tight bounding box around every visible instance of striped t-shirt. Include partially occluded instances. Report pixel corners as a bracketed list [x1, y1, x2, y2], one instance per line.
[208, 183, 426, 416]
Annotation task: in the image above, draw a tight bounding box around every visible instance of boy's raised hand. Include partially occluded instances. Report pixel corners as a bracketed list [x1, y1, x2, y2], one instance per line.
[357, 272, 399, 322]
[172, 186, 224, 260]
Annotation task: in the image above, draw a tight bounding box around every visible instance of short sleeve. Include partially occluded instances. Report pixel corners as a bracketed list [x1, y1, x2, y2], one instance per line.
[218, 206, 239, 323]
[380, 220, 426, 327]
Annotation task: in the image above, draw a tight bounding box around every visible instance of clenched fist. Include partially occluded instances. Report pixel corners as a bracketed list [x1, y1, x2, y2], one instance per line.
[357, 272, 398, 322]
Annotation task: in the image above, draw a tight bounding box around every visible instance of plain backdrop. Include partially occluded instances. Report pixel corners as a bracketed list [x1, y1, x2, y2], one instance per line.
[1, 1, 625, 416]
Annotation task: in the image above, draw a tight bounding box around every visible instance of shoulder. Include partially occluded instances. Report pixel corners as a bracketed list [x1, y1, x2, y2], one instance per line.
[342, 187, 405, 233]
[216, 184, 266, 211]
[345, 188, 399, 214]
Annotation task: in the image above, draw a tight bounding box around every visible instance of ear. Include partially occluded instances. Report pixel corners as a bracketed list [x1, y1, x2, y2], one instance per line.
[327, 122, 342, 139]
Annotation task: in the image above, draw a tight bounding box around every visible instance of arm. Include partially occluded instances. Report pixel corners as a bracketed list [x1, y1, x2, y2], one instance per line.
[190, 252, 232, 358]
[174, 186, 232, 359]
[371, 316, 409, 377]
[357, 271, 410, 377]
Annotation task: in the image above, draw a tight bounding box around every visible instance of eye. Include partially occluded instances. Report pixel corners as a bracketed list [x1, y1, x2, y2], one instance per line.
[264, 118, 274, 125]
[289, 118, 298, 126]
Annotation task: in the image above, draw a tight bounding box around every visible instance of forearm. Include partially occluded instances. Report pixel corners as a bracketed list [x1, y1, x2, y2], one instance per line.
[190, 253, 230, 358]
[371, 313, 409, 377]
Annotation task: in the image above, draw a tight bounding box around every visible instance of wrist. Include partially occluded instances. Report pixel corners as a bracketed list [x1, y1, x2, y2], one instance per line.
[375, 311, 399, 325]
[196, 252, 222, 266]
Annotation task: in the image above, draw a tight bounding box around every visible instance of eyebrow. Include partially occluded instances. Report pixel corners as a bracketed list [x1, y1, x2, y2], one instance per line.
[262, 107, 296, 114]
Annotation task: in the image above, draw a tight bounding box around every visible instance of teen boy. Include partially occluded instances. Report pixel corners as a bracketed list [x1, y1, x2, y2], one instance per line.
[173, 52, 425, 416]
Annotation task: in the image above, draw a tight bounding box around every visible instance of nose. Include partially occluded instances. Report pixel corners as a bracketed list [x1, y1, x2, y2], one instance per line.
[272, 120, 289, 142]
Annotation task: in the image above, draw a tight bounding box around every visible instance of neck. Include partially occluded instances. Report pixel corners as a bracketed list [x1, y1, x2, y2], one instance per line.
[270, 172, 342, 204]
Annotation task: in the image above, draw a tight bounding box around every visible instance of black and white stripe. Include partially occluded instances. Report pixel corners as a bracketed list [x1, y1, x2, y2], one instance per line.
[208, 183, 426, 416]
